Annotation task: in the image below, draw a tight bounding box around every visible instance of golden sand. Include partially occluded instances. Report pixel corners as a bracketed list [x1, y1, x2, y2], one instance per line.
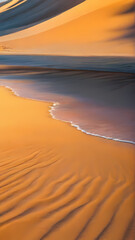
[0, 87, 135, 240]
[1, 0, 134, 56]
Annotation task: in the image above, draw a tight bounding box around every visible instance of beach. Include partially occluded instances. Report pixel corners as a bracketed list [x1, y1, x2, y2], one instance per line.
[0, 57, 135, 144]
[0, 86, 134, 240]
[0, 0, 134, 238]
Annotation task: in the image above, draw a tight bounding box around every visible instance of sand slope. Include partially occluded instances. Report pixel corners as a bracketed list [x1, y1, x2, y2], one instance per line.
[0, 87, 135, 240]
[1, 0, 134, 56]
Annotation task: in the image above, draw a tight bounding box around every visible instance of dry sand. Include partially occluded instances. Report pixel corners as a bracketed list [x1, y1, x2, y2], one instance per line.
[1, 0, 134, 56]
[0, 87, 135, 240]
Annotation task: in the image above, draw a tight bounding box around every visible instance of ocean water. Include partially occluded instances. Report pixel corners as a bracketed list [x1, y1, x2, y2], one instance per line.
[0, 55, 135, 144]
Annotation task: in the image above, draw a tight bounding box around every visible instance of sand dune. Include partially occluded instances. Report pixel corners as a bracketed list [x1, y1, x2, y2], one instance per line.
[0, 87, 135, 239]
[0, 0, 84, 35]
[0, 0, 134, 56]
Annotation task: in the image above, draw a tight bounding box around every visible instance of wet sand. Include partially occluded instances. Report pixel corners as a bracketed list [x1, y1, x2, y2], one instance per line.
[0, 64, 135, 143]
[0, 87, 135, 240]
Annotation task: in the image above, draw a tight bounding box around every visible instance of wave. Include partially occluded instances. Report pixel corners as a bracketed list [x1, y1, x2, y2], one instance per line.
[49, 103, 135, 145]
[0, 55, 135, 73]
[3, 85, 135, 145]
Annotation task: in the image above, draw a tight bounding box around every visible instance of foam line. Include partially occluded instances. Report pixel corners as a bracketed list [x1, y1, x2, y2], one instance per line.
[2, 85, 135, 146]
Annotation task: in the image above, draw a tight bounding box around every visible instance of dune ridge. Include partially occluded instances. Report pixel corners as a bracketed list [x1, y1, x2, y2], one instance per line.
[0, 87, 135, 240]
[0, 0, 134, 56]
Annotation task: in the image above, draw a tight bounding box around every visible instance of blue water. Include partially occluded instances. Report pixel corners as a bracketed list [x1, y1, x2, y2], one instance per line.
[0, 55, 135, 73]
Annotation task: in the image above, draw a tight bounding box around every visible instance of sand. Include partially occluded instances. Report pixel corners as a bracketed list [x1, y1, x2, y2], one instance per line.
[0, 87, 135, 240]
[0, 0, 134, 56]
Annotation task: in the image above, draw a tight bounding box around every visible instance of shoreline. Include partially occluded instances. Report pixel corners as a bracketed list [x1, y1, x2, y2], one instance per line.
[3, 85, 135, 146]
[0, 86, 134, 240]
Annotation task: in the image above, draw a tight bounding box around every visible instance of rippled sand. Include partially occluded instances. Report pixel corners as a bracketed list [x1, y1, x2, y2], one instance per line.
[0, 87, 135, 240]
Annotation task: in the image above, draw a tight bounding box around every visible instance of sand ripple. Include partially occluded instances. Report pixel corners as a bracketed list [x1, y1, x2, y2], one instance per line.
[0, 87, 134, 240]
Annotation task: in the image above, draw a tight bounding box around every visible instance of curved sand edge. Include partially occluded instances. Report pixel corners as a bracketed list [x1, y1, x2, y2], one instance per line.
[0, 86, 135, 240]
[3, 85, 135, 145]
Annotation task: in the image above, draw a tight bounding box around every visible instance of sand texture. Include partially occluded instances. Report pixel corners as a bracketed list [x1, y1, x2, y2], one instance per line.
[0, 87, 135, 240]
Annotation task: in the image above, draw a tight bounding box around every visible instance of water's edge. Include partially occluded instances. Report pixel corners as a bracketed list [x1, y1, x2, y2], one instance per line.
[2, 85, 135, 146]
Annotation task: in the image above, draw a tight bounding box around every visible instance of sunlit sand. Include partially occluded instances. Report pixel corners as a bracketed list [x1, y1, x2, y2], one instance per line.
[0, 87, 134, 240]
[0, 0, 134, 56]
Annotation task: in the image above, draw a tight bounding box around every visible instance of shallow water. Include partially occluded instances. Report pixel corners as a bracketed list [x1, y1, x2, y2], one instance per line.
[0, 55, 135, 144]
